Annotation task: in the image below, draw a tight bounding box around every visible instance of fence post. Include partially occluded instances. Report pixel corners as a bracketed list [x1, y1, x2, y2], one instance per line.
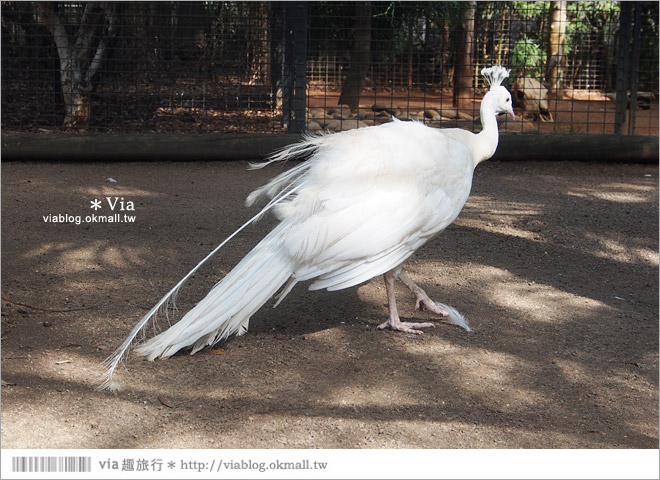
[282, 4, 295, 129]
[291, 2, 308, 134]
[281, 2, 308, 133]
[614, 2, 632, 135]
[270, 3, 285, 114]
[628, 2, 642, 135]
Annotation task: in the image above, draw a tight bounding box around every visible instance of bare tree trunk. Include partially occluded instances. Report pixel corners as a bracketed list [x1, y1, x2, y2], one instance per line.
[453, 0, 476, 108]
[442, 22, 451, 84]
[338, 2, 372, 111]
[269, 3, 285, 111]
[37, 2, 114, 129]
[545, 1, 567, 93]
[177, 1, 209, 59]
[407, 14, 414, 89]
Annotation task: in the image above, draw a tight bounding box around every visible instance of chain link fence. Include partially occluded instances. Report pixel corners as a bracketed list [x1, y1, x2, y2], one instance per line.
[2, 1, 658, 136]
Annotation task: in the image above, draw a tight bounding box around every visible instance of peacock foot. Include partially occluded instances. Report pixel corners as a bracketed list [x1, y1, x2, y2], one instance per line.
[377, 317, 435, 335]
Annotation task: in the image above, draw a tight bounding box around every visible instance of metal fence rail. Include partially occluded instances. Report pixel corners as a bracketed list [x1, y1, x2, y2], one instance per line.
[1, 1, 658, 136]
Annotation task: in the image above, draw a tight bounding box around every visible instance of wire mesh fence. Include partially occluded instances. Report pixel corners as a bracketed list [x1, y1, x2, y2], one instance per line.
[1, 1, 658, 136]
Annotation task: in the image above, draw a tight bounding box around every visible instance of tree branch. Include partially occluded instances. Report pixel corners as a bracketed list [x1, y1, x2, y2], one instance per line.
[86, 3, 115, 84]
[37, 2, 71, 63]
[74, 2, 104, 65]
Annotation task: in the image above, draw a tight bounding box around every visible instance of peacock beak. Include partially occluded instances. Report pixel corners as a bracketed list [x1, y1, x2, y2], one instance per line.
[498, 106, 515, 120]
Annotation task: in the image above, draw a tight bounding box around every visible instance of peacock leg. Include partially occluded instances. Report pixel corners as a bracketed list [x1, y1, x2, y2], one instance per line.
[377, 270, 435, 334]
[394, 269, 449, 317]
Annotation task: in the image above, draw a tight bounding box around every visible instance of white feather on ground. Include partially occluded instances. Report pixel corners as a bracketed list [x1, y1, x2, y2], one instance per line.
[100, 66, 513, 390]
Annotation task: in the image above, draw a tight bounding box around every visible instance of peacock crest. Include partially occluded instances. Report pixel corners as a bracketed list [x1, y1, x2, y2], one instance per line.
[481, 66, 510, 90]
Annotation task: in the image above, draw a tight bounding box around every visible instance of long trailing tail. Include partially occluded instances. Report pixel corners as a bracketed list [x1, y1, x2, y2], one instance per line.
[99, 222, 296, 391]
[98, 138, 319, 391]
[135, 224, 294, 360]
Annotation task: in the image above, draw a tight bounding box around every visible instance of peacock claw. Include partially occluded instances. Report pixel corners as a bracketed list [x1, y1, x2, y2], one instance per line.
[394, 269, 449, 317]
[415, 294, 449, 317]
[377, 319, 435, 335]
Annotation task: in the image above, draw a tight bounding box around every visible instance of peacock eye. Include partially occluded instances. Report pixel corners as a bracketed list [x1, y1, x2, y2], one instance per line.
[506, 98, 510, 103]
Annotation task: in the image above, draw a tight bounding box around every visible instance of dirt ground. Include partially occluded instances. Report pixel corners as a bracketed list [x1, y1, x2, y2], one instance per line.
[1, 157, 658, 449]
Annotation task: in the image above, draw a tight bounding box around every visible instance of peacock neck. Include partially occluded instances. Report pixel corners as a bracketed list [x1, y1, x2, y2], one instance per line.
[473, 95, 500, 166]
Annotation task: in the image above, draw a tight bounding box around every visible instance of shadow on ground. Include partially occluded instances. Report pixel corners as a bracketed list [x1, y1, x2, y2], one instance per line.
[2, 159, 658, 449]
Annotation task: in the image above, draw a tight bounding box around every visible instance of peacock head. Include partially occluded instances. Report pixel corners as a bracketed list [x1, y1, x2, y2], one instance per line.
[481, 66, 515, 119]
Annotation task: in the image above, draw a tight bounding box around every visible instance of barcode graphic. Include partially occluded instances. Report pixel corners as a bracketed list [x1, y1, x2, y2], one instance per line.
[12, 456, 92, 473]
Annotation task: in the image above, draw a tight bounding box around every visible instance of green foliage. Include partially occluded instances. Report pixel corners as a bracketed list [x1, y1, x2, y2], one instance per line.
[509, 35, 546, 79]
[565, 1, 620, 53]
[567, 1, 620, 32]
[307, 1, 655, 90]
[638, 2, 659, 90]
[511, 1, 549, 21]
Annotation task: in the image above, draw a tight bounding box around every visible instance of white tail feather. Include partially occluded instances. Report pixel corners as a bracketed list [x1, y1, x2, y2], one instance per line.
[246, 135, 320, 207]
[98, 177, 305, 391]
[435, 302, 472, 332]
[134, 224, 294, 360]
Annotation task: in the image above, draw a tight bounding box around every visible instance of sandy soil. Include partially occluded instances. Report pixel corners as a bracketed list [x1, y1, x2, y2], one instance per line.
[1, 157, 658, 449]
